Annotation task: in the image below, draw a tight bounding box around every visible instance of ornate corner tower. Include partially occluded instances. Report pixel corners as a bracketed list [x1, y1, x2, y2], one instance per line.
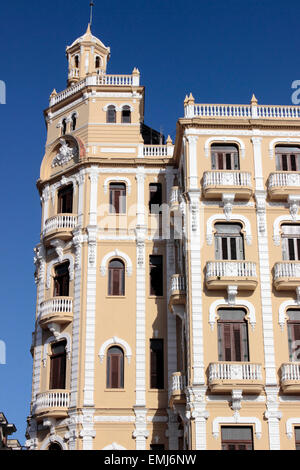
[26, 24, 177, 451]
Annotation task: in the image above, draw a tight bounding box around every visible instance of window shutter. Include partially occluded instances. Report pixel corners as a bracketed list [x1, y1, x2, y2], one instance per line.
[110, 355, 120, 388]
[275, 154, 281, 170]
[223, 324, 232, 361]
[237, 236, 244, 260]
[112, 269, 121, 296]
[211, 152, 216, 170]
[233, 153, 240, 170]
[233, 324, 242, 361]
[214, 236, 221, 260]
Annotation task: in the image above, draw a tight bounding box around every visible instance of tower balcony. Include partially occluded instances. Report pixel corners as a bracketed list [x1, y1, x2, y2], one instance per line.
[205, 261, 258, 291]
[208, 362, 263, 394]
[280, 363, 300, 393]
[273, 262, 300, 291]
[203, 171, 253, 200]
[168, 275, 186, 314]
[39, 297, 73, 329]
[33, 390, 70, 420]
[268, 172, 300, 200]
[169, 372, 186, 407]
[42, 214, 78, 244]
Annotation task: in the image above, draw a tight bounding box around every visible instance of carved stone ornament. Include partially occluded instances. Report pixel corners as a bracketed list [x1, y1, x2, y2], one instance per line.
[52, 139, 78, 168]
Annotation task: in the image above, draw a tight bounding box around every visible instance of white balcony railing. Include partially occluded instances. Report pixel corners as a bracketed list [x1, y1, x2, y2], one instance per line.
[209, 362, 263, 382]
[68, 68, 80, 79]
[274, 262, 300, 280]
[143, 145, 171, 157]
[206, 261, 257, 279]
[50, 73, 140, 106]
[34, 391, 70, 412]
[170, 274, 185, 293]
[185, 103, 300, 119]
[203, 171, 252, 188]
[40, 297, 73, 319]
[281, 363, 300, 382]
[170, 186, 180, 205]
[268, 172, 300, 189]
[43, 214, 78, 237]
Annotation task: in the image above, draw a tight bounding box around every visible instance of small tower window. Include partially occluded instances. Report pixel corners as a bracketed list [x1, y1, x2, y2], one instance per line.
[121, 106, 131, 124]
[61, 119, 67, 136]
[107, 346, 124, 388]
[95, 56, 101, 69]
[108, 259, 125, 296]
[107, 105, 116, 123]
[74, 55, 79, 68]
[71, 113, 77, 131]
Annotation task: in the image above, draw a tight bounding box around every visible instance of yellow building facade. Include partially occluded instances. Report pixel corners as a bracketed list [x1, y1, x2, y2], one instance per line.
[26, 25, 300, 450]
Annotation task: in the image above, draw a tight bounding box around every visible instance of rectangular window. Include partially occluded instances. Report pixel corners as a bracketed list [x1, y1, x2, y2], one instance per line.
[221, 426, 253, 450]
[211, 146, 240, 170]
[109, 183, 126, 214]
[295, 427, 300, 450]
[149, 255, 163, 296]
[282, 224, 300, 260]
[58, 185, 73, 214]
[150, 339, 164, 389]
[287, 313, 300, 362]
[218, 310, 249, 362]
[49, 342, 67, 390]
[276, 148, 300, 171]
[215, 224, 244, 260]
[149, 183, 162, 214]
[53, 263, 70, 297]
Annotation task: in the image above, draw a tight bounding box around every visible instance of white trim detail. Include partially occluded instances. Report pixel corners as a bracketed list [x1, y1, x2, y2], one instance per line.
[206, 214, 252, 245]
[46, 254, 74, 290]
[41, 435, 68, 450]
[98, 337, 132, 364]
[269, 138, 300, 159]
[273, 214, 300, 246]
[204, 136, 246, 158]
[286, 418, 300, 439]
[212, 416, 262, 440]
[103, 176, 132, 195]
[209, 298, 256, 330]
[100, 250, 133, 276]
[102, 443, 127, 450]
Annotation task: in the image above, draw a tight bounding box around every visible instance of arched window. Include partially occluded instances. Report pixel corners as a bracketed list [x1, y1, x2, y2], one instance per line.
[74, 55, 79, 68]
[211, 144, 240, 170]
[108, 259, 125, 296]
[71, 113, 77, 131]
[217, 308, 249, 362]
[121, 105, 131, 123]
[109, 183, 126, 214]
[95, 56, 101, 69]
[49, 340, 67, 390]
[281, 224, 300, 260]
[214, 223, 244, 260]
[107, 346, 124, 388]
[58, 184, 73, 214]
[53, 262, 70, 297]
[287, 309, 300, 361]
[107, 105, 116, 123]
[48, 443, 62, 451]
[61, 119, 67, 136]
[275, 145, 300, 171]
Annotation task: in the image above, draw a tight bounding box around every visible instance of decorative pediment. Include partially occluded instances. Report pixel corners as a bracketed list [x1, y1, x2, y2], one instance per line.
[52, 138, 78, 168]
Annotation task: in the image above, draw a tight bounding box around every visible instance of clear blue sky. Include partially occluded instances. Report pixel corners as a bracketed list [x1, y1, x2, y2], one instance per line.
[0, 0, 299, 444]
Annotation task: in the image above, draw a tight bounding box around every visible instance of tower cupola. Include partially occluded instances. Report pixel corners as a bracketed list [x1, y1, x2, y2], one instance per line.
[66, 23, 110, 87]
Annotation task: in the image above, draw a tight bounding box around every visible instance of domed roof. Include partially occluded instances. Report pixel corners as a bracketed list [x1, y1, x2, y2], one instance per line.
[67, 24, 109, 51]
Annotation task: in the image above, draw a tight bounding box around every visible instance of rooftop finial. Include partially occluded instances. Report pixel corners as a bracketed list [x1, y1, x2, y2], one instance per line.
[89, 1, 95, 27]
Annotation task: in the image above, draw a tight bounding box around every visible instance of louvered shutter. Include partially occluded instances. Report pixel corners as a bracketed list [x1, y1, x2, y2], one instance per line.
[211, 152, 216, 170]
[223, 324, 232, 361]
